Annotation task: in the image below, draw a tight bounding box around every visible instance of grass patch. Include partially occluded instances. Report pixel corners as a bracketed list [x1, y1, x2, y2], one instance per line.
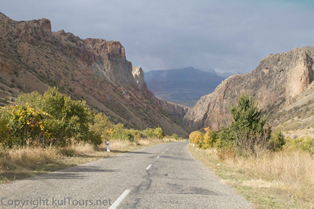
[188, 144, 314, 209]
[0, 138, 162, 183]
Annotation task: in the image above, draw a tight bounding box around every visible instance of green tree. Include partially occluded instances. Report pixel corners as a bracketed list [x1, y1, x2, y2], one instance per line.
[216, 127, 235, 150]
[230, 92, 271, 155]
[16, 87, 97, 146]
[0, 107, 17, 147]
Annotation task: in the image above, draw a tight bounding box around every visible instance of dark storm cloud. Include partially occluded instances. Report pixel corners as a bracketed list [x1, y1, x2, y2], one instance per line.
[1, 0, 314, 73]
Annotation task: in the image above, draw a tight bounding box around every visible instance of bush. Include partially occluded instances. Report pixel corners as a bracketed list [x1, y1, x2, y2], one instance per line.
[215, 127, 235, 150]
[202, 128, 218, 149]
[269, 131, 286, 151]
[153, 127, 165, 139]
[1, 87, 101, 147]
[171, 134, 179, 140]
[189, 131, 204, 148]
[90, 113, 113, 141]
[128, 129, 141, 141]
[284, 136, 314, 155]
[142, 127, 165, 139]
[143, 128, 155, 138]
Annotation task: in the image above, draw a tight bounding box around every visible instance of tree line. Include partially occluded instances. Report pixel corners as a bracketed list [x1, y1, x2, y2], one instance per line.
[0, 87, 166, 148]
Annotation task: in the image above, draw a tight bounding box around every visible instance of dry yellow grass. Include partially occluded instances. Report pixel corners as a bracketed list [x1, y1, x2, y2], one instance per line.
[0, 138, 163, 183]
[188, 144, 314, 209]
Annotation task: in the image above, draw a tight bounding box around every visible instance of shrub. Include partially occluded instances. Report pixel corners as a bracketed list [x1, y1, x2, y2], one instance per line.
[284, 136, 314, 155]
[143, 128, 155, 138]
[215, 127, 235, 150]
[90, 113, 113, 141]
[171, 134, 179, 140]
[16, 87, 96, 146]
[153, 127, 165, 139]
[189, 131, 204, 148]
[269, 131, 286, 151]
[128, 129, 141, 141]
[202, 127, 218, 149]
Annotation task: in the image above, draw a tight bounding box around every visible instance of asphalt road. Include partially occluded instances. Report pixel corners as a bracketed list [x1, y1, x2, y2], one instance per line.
[0, 141, 250, 209]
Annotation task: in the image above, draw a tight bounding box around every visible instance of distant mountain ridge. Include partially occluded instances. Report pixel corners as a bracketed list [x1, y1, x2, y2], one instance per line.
[144, 67, 225, 107]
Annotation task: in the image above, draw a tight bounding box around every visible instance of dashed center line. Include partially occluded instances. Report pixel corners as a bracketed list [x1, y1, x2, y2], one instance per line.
[109, 189, 130, 209]
[146, 164, 152, 170]
[157, 156, 160, 159]
[162, 152, 164, 154]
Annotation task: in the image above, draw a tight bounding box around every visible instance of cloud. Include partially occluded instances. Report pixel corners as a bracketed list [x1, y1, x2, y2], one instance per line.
[1, 0, 314, 73]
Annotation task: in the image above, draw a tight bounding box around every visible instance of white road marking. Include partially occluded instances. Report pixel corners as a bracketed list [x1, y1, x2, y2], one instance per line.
[157, 156, 160, 159]
[146, 164, 152, 170]
[166, 148, 168, 150]
[109, 190, 130, 209]
[162, 152, 164, 154]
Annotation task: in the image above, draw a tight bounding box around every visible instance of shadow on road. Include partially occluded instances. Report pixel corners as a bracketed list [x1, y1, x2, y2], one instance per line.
[31, 166, 119, 180]
[158, 155, 193, 161]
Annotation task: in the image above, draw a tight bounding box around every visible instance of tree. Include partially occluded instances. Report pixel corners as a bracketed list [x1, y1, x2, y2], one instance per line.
[16, 87, 96, 146]
[230, 92, 271, 155]
[216, 127, 235, 150]
[203, 127, 218, 149]
[189, 131, 204, 148]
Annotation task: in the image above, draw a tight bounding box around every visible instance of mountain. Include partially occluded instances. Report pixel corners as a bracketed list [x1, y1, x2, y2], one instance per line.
[207, 69, 234, 78]
[183, 47, 314, 131]
[0, 13, 188, 136]
[145, 67, 225, 107]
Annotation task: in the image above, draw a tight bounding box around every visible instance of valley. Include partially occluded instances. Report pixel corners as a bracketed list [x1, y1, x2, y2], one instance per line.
[1, 11, 314, 209]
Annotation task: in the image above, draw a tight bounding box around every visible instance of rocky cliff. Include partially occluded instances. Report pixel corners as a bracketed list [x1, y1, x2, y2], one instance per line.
[183, 47, 314, 131]
[132, 66, 189, 124]
[0, 13, 188, 136]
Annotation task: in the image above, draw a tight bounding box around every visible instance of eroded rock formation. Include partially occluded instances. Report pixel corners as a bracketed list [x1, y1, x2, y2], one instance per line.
[0, 13, 188, 136]
[183, 47, 314, 131]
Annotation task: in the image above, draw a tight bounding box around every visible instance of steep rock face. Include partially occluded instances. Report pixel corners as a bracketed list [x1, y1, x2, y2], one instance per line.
[183, 47, 314, 131]
[132, 66, 146, 89]
[153, 97, 189, 124]
[0, 13, 188, 136]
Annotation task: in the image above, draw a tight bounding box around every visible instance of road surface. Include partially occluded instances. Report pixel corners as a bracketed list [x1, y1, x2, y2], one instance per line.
[0, 141, 250, 208]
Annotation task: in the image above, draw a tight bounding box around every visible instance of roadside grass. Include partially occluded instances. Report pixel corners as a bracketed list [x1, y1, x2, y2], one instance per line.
[188, 144, 314, 209]
[0, 138, 163, 183]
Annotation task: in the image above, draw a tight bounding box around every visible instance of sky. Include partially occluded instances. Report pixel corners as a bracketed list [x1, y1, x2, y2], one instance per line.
[1, 0, 314, 74]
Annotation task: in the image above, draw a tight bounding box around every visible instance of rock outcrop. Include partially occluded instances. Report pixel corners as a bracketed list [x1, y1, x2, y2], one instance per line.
[183, 47, 314, 131]
[153, 97, 189, 124]
[131, 66, 190, 123]
[0, 13, 188, 136]
[132, 67, 145, 89]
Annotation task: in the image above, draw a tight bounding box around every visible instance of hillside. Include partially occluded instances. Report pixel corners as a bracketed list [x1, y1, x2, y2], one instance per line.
[270, 81, 314, 139]
[0, 13, 188, 136]
[145, 67, 225, 107]
[183, 47, 314, 131]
